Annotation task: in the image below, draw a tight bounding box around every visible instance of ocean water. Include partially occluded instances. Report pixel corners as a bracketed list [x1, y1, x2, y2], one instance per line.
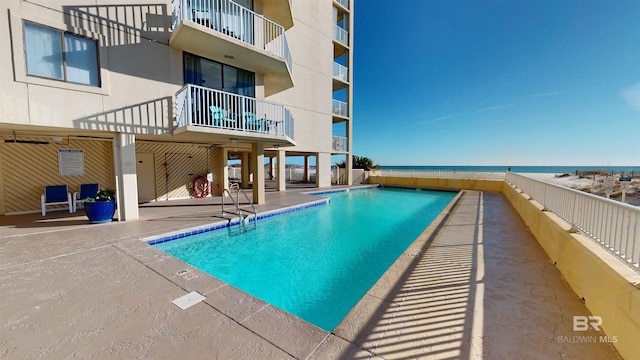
[154, 188, 456, 331]
[379, 165, 640, 174]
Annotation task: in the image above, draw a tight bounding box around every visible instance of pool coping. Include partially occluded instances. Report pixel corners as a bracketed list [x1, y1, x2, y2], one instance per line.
[137, 186, 463, 358]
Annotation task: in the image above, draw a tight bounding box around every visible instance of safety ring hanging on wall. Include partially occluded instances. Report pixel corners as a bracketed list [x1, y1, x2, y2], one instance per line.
[193, 176, 210, 198]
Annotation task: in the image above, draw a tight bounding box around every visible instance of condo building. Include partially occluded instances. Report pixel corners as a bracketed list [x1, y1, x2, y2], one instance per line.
[0, 0, 353, 220]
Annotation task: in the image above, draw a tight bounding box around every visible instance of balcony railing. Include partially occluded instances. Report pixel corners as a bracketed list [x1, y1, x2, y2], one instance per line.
[335, 0, 349, 10]
[506, 172, 640, 272]
[333, 25, 348, 46]
[332, 136, 347, 152]
[172, 0, 292, 72]
[332, 99, 348, 117]
[176, 84, 294, 139]
[333, 62, 348, 82]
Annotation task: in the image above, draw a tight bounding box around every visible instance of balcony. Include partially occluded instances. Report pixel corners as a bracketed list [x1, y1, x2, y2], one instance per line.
[334, 0, 349, 10]
[332, 99, 348, 118]
[332, 62, 348, 90]
[170, 0, 293, 96]
[333, 25, 349, 47]
[263, 0, 294, 29]
[174, 84, 295, 146]
[332, 136, 348, 152]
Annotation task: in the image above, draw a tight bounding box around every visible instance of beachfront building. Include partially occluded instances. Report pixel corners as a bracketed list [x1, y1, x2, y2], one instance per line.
[0, 0, 354, 219]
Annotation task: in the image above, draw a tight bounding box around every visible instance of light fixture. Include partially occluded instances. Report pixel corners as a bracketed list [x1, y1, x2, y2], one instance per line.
[230, 138, 238, 144]
[192, 143, 199, 148]
[52, 136, 64, 142]
[273, 145, 280, 149]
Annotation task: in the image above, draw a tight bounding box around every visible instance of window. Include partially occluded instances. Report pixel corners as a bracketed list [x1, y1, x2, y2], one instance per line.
[24, 22, 100, 87]
[184, 53, 254, 97]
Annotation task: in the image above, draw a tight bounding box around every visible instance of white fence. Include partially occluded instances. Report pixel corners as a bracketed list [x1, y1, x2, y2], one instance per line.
[374, 169, 506, 180]
[506, 172, 640, 271]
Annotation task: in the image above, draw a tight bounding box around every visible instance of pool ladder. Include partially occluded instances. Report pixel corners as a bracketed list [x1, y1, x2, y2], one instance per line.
[222, 184, 257, 225]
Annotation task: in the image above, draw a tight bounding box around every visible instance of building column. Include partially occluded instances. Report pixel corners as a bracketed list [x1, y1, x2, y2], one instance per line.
[277, 150, 286, 191]
[316, 152, 332, 188]
[113, 133, 139, 221]
[209, 147, 228, 194]
[304, 155, 310, 182]
[269, 156, 275, 180]
[241, 151, 249, 189]
[346, 121, 353, 185]
[251, 143, 265, 204]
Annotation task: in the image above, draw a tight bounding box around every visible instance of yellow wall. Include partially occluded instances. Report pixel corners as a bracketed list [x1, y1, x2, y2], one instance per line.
[0, 136, 114, 214]
[371, 176, 504, 192]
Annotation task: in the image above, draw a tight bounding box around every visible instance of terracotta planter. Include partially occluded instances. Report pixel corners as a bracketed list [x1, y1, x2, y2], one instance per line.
[84, 200, 115, 224]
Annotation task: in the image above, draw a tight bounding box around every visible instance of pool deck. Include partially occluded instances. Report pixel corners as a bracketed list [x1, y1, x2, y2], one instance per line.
[0, 187, 621, 359]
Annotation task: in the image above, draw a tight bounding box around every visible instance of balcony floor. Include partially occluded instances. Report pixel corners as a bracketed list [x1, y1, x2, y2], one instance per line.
[0, 189, 621, 359]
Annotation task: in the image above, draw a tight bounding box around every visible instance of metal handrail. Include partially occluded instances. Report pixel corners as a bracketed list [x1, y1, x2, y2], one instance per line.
[222, 188, 242, 220]
[222, 186, 257, 223]
[238, 188, 257, 222]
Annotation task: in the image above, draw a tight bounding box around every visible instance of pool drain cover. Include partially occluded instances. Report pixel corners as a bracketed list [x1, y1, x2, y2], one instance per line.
[172, 291, 206, 310]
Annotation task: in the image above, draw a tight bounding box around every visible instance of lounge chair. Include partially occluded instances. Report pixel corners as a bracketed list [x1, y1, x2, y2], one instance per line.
[243, 112, 265, 132]
[73, 183, 100, 212]
[209, 106, 237, 129]
[41, 185, 73, 216]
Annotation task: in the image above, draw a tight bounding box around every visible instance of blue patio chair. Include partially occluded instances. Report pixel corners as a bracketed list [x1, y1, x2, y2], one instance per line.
[209, 106, 237, 129]
[243, 112, 265, 132]
[73, 183, 100, 213]
[41, 185, 73, 216]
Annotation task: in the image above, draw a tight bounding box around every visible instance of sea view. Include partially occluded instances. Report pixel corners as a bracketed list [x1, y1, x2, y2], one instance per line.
[379, 165, 640, 174]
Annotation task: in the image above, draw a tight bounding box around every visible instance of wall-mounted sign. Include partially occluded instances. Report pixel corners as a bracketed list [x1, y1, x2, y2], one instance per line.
[58, 149, 84, 176]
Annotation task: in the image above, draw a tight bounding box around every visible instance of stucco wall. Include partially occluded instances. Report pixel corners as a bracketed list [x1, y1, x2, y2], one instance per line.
[371, 176, 505, 193]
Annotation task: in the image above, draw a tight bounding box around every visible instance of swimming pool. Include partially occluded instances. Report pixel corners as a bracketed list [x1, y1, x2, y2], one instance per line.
[154, 187, 456, 331]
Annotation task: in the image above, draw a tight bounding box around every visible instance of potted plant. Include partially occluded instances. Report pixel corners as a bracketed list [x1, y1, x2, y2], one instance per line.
[83, 189, 116, 224]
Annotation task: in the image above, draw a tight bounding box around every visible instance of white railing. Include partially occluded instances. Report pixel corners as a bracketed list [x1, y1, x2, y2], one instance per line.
[229, 166, 315, 182]
[333, 25, 348, 46]
[333, 62, 348, 82]
[332, 136, 347, 152]
[175, 84, 294, 139]
[172, 0, 292, 73]
[506, 172, 640, 271]
[335, 0, 349, 10]
[332, 99, 348, 117]
[375, 169, 506, 180]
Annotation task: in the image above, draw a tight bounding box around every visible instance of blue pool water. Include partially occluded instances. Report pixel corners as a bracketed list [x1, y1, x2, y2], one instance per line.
[154, 188, 456, 331]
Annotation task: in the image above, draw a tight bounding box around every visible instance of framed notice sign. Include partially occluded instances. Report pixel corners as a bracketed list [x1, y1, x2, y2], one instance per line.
[58, 149, 85, 176]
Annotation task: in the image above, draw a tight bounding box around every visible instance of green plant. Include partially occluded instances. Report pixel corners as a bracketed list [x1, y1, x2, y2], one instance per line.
[84, 189, 115, 202]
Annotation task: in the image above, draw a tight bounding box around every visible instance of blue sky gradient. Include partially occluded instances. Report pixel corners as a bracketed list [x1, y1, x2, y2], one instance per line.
[351, 0, 640, 166]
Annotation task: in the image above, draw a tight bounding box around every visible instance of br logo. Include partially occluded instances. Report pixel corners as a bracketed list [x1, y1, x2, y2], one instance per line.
[573, 316, 602, 331]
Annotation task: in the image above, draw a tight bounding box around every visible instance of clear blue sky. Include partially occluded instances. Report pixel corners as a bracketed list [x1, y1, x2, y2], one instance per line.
[351, 0, 640, 166]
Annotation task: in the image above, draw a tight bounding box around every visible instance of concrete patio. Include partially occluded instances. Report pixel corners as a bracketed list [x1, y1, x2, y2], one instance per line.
[0, 188, 622, 359]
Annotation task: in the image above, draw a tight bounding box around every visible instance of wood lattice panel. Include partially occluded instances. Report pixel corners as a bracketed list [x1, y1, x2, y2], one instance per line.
[136, 142, 211, 200]
[0, 137, 114, 214]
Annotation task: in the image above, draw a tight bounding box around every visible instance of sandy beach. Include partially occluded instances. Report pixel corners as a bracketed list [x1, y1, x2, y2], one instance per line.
[523, 172, 640, 206]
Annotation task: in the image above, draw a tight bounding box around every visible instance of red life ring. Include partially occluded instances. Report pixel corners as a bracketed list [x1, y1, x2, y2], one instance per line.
[193, 176, 210, 198]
